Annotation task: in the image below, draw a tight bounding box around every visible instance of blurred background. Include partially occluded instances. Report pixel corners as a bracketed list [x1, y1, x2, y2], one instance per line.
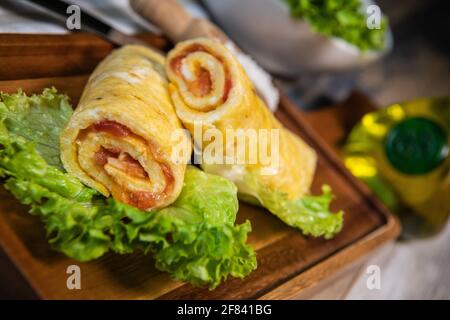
[0, 0, 448, 299]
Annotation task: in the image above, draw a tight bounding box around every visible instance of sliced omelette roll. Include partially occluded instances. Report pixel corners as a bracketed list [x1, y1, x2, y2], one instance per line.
[60, 45, 191, 210]
[166, 38, 343, 238]
[166, 38, 316, 202]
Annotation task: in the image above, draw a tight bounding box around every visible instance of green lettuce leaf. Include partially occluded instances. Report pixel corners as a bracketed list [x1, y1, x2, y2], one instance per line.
[244, 173, 343, 239]
[0, 121, 108, 261]
[0, 94, 256, 288]
[283, 0, 388, 51]
[108, 167, 256, 288]
[0, 87, 73, 168]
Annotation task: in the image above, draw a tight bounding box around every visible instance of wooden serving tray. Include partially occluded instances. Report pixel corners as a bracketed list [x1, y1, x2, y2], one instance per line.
[0, 33, 400, 300]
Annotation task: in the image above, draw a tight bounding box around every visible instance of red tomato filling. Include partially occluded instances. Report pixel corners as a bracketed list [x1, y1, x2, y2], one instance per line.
[170, 44, 232, 104]
[88, 121, 174, 209]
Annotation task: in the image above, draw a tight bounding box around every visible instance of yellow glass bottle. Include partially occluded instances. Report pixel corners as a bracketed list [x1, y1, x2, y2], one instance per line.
[343, 97, 450, 239]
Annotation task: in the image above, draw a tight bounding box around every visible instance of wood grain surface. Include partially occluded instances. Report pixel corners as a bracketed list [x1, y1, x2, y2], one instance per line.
[0, 33, 400, 299]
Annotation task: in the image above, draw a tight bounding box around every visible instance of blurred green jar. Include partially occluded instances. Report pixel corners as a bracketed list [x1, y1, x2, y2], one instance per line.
[343, 97, 450, 239]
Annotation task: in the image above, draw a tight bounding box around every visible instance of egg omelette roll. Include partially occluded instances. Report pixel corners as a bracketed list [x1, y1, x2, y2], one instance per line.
[166, 38, 343, 238]
[60, 45, 191, 210]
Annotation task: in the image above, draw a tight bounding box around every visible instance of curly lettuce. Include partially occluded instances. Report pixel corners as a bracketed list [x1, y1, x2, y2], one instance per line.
[283, 0, 388, 51]
[108, 167, 256, 287]
[0, 87, 73, 168]
[0, 89, 256, 289]
[244, 173, 343, 239]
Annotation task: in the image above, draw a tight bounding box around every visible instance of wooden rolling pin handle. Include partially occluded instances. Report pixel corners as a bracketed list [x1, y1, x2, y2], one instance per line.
[130, 0, 230, 44]
[181, 19, 230, 43]
[130, 0, 192, 42]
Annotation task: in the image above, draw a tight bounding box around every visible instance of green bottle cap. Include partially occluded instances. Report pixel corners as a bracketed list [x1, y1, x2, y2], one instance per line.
[385, 117, 448, 175]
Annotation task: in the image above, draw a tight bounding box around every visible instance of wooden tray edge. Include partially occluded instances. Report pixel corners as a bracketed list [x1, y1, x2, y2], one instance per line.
[279, 94, 398, 228]
[258, 213, 400, 299]
[255, 95, 401, 299]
